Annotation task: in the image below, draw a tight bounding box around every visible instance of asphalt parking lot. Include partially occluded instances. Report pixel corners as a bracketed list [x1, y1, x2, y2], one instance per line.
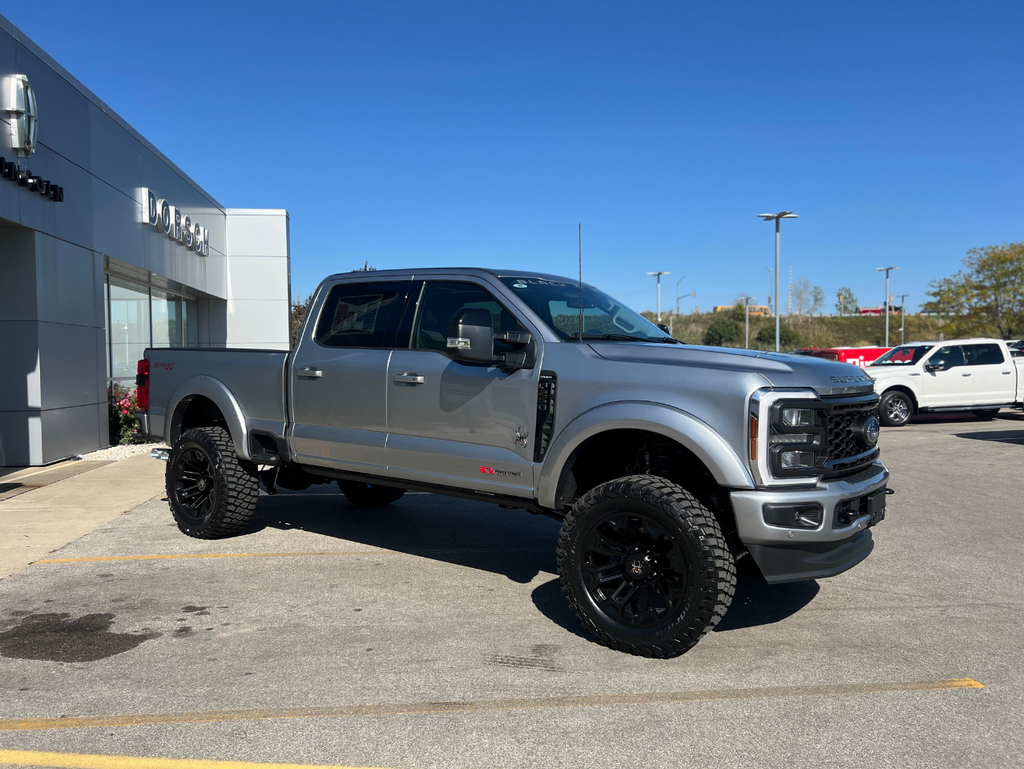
[0, 412, 1022, 769]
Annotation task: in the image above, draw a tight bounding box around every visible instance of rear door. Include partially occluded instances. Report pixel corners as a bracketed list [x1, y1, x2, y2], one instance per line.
[385, 280, 539, 496]
[289, 279, 410, 473]
[965, 343, 1015, 404]
[919, 345, 973, 407]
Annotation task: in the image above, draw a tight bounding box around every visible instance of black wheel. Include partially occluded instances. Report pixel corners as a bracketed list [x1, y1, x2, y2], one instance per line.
[166, 427, 259, 539]
[338, 481, 406, 508]
[879, 390, 913, 427]
[971, 409, 999, 420]
[556, 475, 736, 658]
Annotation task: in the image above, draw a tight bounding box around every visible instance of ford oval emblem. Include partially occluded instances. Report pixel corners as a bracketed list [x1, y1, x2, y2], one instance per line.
[864, 415, 880, 446]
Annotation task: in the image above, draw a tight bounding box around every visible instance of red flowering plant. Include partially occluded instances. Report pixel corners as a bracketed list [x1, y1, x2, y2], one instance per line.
[108, 383, 143, 445]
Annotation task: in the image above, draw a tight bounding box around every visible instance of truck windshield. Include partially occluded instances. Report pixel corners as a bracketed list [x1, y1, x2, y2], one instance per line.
[871, 345, 933, 365]
[499, 276, 672, 342]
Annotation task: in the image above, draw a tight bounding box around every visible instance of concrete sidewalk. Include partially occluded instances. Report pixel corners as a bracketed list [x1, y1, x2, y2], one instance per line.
[0, 453, 165, 579]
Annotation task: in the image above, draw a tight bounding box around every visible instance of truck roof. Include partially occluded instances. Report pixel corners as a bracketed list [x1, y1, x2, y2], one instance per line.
[324, 267, 578, 283]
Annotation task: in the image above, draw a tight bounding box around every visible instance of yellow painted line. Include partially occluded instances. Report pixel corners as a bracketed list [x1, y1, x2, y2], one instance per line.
[33, 547, 547, 565]
[0, 679, 983, 733]
[0, 749, 387, 769]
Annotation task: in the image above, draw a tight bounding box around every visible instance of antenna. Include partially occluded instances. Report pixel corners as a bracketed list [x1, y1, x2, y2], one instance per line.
[578, 223, 584, 341]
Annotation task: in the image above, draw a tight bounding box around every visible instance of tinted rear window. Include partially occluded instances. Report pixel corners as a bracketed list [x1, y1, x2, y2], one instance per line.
[314, 282, 406, 348]
[965, 344, 1005, 366]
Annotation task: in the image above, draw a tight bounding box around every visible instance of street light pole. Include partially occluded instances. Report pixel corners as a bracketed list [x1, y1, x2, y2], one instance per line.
[876, 266, 899, 347]
[758, 212, 798, 352]
[763, 266, 773, 310]
[738, 295, 753, 349]
[646, 271, 671, 323]
[898, 293, 909, 345]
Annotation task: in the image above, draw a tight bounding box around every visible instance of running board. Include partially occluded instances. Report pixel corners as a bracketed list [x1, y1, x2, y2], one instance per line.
[919, 404, 1013, 413]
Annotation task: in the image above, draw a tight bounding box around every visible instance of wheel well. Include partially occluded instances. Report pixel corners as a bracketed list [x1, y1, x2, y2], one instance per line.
[555, 429, 737, 545]
[882, 386, 918, 413]
[171, 395, 229, 444]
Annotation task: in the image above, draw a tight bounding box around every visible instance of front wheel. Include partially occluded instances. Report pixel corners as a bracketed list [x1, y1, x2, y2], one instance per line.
[556, 475, 736, 658]
[338, 481, 406, 508]
[879, 390, 913, 427]
[167, 427, 260, 539]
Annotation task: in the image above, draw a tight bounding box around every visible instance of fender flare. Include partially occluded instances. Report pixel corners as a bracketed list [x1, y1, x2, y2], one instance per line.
[536, 401, 755, 509]
[165, 375, 251, 461]
[878, 381, 919, 409]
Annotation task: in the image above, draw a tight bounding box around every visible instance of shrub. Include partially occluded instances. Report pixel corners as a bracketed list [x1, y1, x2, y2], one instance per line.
[108, 384, 143, 446]
[703, 318, 742, 346]
[755, 322, 800, 349]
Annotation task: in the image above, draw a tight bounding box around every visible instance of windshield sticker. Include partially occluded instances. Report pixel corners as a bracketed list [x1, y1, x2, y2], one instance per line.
[331, 295, 382, 334]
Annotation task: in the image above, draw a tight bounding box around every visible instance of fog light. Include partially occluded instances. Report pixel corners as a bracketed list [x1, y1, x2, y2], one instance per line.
[763, 503, 824, 529]
[780, 450, 815, 469]
[782, 408, 816, 427]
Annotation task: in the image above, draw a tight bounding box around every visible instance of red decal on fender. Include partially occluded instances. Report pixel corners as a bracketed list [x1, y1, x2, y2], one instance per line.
[479, 466, 495, 474]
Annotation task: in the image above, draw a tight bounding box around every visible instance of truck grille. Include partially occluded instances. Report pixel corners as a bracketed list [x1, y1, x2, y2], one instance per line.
[820, 395, 880, 477]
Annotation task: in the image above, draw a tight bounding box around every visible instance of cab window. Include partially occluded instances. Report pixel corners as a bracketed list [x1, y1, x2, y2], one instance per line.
[964, 343, 1005, 366]
[313, 281, 406, 348]
[929, 345, 965, 369]
[412, 282, 525, 353]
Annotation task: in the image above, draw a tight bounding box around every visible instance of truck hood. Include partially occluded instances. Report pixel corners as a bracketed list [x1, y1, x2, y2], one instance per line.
[588, 342, 875, 397]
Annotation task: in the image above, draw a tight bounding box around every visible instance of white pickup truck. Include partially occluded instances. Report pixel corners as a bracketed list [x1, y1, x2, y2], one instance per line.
[866, 338, 1024, 426]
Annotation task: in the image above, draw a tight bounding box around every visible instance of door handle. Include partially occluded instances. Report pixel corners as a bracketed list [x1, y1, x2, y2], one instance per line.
[297, 368, 322, 379]
[961, 372, 971, 377]
[393, 373, 425, 384]
[1002, 371, 1012, 375]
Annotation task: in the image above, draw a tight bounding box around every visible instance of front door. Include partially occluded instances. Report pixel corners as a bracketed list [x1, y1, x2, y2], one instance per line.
[289, 279, 410, 473]
[386, 280, 539, 497]
[919, 345, 973, 407]
[964, 343, 1015, 404]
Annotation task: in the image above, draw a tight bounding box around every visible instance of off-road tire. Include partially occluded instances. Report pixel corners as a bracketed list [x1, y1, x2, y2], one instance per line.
[166, 427, 260, 539]
[971, 409, 999, 420]
[338, 481, 406, 508]
[879, 390, 913, 427]
[556, 475, 736, 658]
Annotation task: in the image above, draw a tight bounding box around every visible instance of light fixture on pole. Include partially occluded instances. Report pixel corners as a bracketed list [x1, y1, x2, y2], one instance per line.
[646, 271, 671, 323]
[757, 212, 798, 352]
[737, 295, 753, 349]
[897, 293, 910, 345]
[763, 266, 773, 310]
[876, 266, 899, 346]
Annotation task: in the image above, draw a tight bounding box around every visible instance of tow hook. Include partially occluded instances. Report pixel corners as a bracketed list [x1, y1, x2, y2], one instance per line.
[886, 488, 895, 495]
[151, 448, 169, 462]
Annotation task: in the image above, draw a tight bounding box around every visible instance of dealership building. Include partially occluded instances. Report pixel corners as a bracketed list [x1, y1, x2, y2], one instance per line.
[0, 14, 291, 466]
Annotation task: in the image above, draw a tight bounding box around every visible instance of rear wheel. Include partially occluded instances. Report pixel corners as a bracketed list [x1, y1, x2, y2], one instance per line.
[338, 481, 406, 508]
[879, 390, 913, 427]
[167, 427, 259, 539]
[556, 475, 736, 658]
[971, 409, 999, 420]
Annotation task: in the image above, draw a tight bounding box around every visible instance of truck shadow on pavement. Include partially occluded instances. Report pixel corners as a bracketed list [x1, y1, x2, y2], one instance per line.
[953, 430, 1024, 445]
[250, 488, 560, 584]
[249, 487, 820, 637]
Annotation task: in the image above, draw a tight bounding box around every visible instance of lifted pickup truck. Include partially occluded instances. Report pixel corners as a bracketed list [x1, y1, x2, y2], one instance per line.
[140, 268, 890, 658]
[866, 338, 1024, 426]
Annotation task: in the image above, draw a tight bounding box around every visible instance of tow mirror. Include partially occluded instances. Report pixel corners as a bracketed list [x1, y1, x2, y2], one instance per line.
[924, 359, 945, 372]
[657, 323, 671, 334]
[447, 308, 495, 363]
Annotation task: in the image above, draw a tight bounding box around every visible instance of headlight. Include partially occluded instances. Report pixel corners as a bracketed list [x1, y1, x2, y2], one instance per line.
[748, 389, 824, 487]
[782, 408, 815, 427]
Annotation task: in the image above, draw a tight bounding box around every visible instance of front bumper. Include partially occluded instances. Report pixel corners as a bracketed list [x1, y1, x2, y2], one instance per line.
[729, 462, 889, 584]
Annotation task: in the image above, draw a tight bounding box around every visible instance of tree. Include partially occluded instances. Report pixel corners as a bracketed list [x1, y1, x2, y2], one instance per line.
[290, 294, 313, 348]
[790, 278, 817, 315]
[923, 242, 1024, 339]
[353, 261, 377, 272]
[836, 287, 858, 316]
[730, 302, 748, 323]
[703, 317, 742, 346]
[810, 286, 825, 316]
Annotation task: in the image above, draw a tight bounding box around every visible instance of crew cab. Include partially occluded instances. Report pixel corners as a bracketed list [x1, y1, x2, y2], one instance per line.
[138, 268, 891, 658]
[866, 338, 1024, 426]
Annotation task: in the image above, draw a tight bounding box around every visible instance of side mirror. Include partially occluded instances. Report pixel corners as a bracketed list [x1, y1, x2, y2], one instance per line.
[447, 308, 495, 363]
[657, 323, 671, 334]
[924, 359, 945, 372]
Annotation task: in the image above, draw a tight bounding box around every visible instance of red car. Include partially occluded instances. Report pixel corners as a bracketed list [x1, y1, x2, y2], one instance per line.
[807, 347, 892, 368]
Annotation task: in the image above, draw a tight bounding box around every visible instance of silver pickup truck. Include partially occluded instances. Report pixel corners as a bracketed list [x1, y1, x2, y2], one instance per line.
[139, 268, 889, 658]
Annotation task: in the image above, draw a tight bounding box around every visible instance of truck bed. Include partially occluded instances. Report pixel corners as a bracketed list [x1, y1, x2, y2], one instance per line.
[144, 348, 290, 455]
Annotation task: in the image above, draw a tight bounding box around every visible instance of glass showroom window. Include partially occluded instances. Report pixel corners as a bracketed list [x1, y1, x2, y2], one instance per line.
[108, 279, 150, 385]
[152, 289, 181, 348]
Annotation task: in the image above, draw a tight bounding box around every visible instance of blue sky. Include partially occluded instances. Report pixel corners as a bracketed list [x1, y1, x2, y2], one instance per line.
[8, 1, 1023, 314]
